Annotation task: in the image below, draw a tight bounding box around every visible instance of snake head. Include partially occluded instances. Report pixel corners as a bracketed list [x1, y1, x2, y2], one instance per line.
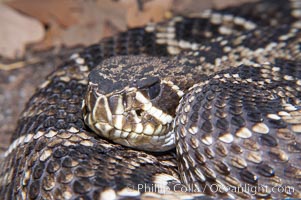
[82, 57, 185, 152]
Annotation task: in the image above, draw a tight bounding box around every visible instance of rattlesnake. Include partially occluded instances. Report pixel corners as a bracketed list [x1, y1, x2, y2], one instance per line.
[1, 0, 301, 199]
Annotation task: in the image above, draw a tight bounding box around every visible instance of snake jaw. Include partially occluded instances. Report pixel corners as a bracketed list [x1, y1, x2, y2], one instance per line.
[82, 79, 178, 152]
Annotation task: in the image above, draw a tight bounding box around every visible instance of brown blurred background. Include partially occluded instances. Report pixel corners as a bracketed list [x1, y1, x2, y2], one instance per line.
[0, 0, 255, 153]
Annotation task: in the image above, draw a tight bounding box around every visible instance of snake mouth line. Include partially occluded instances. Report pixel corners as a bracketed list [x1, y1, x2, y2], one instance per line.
[82, 83, 178, 151]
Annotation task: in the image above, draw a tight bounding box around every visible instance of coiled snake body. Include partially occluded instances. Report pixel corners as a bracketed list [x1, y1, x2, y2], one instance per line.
[1, 0, 301, 199]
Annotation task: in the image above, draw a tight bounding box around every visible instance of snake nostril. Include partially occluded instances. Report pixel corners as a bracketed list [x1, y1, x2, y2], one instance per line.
[136, 109, 143, 117]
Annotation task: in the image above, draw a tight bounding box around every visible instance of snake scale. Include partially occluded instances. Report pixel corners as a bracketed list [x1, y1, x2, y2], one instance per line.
[1, 0, 301, 199]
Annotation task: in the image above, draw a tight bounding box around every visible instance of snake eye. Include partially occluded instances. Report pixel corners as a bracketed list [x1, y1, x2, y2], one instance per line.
[148, 81, 161, 99]
[136, 77, 161, 99]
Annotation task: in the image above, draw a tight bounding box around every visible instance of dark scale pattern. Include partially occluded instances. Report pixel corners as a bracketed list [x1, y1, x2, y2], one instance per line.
[174, 0, 299, 44]
[79, 28, 169, 69]
[0, 59, 182, 199]
[217, 0, 300, 27]
[2, 131, 180, 199]
[175, 63, 301, 199]
[174, 16, 248, 44]
[1, 0, 301, 199]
